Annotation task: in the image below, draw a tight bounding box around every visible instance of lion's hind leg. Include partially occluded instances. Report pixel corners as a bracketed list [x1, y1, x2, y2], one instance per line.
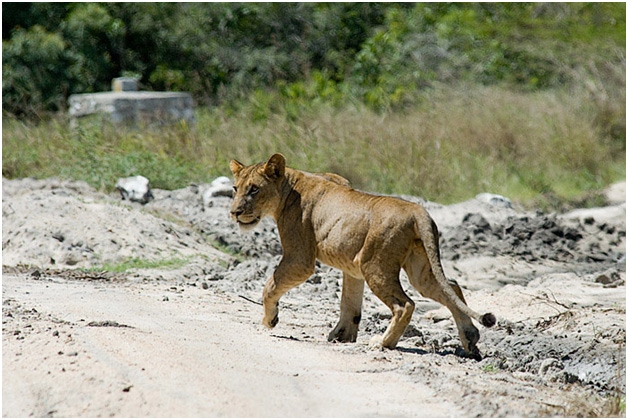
[404, 250, 481, 359]
[362, 263, 415, 350]
[328, 273, 364, 343]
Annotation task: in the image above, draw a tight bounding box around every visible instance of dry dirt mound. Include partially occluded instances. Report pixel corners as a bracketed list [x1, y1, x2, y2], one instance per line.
[442, 211, 625, 265]
[2, 178, 227, 269]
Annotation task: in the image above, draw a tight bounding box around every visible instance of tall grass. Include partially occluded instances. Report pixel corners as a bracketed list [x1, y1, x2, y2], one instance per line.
[3, 83, 624, 207]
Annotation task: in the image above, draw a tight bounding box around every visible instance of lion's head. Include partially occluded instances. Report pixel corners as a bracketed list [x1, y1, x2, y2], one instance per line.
[229, 153, 286, 231]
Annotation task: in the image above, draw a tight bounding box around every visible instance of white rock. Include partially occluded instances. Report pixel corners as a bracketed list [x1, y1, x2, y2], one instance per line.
[475, 193, 512, 208]
[115, 175, 153, 204]
[202, 176, 233, 208]
[604, 181, 626, 205]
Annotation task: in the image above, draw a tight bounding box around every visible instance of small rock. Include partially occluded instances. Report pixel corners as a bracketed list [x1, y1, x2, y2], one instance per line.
[115, 175, 153, 204]
[52, 232, 65, 242]
[462, 213, 491, 233]
[403, 324, 423, 338]
[595, 274, 613, 285]
[538, 357, 563, 376]
[306, 274, 322, 284]
[202, 176, 233, 208]
[475, 193, 512, 208]
[64, 253, 81, 266]
[604, 181, 626, 205]
[595, 270, 624, 288]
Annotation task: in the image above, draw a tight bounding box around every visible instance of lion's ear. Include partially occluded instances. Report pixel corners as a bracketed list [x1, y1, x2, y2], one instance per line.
[264, 154, 286, 179]
[230, 159, 245, 177]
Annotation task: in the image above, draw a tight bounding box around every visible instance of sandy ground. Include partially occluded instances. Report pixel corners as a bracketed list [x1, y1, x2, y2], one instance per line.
[2, 177, 625, 417]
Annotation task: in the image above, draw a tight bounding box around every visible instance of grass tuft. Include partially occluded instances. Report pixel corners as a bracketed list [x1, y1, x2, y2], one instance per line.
[86, 257, 189, 273]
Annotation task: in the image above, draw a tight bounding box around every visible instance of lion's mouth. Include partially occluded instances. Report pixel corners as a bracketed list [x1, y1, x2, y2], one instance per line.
[236, 216, 261, 230]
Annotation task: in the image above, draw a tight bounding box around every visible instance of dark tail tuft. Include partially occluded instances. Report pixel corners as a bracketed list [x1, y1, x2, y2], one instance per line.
[481, 313, 496, 328]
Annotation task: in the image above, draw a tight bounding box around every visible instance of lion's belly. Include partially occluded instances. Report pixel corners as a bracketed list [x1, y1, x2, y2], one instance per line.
[314, 226, 366, 279]
[316, 248, 364, 279]
[310, 192, 373, 279]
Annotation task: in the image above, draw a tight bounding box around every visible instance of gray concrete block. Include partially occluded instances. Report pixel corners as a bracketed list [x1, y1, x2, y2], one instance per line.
[68, 91, 195, 126]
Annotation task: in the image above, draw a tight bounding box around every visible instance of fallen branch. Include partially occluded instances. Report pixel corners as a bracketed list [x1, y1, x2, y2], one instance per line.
[238, 294, 263, 306]
[521, 289, 571, 314]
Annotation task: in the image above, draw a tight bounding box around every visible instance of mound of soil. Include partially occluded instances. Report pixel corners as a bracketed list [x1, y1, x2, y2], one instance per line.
[442, 211, 625, 265]
[2, 178, 226, 268]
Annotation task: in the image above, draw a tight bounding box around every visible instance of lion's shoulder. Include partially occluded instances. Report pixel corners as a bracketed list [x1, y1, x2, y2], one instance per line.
[314, 172, 351, 187]
[294, 169, 351, 188]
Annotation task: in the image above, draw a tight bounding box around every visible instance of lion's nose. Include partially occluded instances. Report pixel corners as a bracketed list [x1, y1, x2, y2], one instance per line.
[230, 209, 243, 219]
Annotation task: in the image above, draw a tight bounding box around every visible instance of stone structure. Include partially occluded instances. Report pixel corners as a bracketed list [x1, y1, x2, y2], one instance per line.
[68, 77, 194, 126]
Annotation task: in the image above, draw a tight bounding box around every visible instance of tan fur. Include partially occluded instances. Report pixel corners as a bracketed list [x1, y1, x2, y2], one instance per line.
[230, 154, 495, 358]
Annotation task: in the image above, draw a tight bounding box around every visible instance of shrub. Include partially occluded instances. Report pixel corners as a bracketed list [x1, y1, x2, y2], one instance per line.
[2, 26, 77, 117]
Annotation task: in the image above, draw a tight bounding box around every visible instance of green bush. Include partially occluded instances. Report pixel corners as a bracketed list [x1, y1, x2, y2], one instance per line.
[3, 3, 624, 115]
[2, 26, 77, 116]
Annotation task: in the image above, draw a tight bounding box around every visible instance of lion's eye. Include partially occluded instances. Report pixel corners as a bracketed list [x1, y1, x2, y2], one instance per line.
[249, 185, 260, 195]
[232, 186, 238, 193]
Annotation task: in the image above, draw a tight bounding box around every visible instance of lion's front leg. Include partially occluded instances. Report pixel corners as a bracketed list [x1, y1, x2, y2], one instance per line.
[261, 258, 314, 329]
[261, 275, 280, 328]
[328, 273, 364, 343]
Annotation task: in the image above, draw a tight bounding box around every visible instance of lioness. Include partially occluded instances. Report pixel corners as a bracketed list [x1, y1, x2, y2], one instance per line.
[229, 154, 495, 358]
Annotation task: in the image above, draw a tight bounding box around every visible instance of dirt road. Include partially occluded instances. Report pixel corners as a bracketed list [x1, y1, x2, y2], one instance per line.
[4, 274, 462, 417]
[3, 178, 625, 417]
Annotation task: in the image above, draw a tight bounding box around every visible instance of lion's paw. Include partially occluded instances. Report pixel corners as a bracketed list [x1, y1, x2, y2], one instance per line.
[328, 324, 358, 343]
[262, 313, 279, 329]
[368, 335, 385, 350]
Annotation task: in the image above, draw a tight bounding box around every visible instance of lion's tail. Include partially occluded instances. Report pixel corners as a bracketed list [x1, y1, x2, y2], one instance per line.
[414, 211, 496, 328]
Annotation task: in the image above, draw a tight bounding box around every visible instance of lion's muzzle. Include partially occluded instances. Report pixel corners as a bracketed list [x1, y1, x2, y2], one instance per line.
[230, 209, 261, 230]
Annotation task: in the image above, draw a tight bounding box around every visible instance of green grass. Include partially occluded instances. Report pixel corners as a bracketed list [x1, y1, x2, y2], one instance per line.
[204, 238, 243, 263]
[482, 364, 500, 373]
[86, 257, 189, 273]
[3, 82, 624, 209]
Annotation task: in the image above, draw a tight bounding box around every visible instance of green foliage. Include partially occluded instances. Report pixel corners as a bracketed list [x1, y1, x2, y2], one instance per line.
[62, 3, 126, 93]
[2, 3, 69, 38]
[2, 25, 77, 116]
[482, 364, 499, 373]
[1, 114, 211, 191]
[2, 3, 624, 114]
[349, 2, 624, 94]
